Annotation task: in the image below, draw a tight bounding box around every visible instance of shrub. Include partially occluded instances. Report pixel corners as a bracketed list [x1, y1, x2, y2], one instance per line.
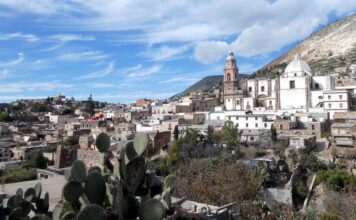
[316, 168, 356, 191]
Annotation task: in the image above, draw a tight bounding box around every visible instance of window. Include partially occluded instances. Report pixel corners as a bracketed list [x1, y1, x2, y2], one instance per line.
[294, 73, 297, 77]
[246, 117, 248, 120]
[328, 95, 331, 100]
[246, 123, 248, 127]
[255, 123, 258, 128]
[269, 100, 272, 105]
[227, 73, 231, 81]
[264, 123, 267, 128]
[261, 86, 265, 92]
[236, 116, 239, 120]
[255, 117, 258, 120]
[328, 103, 332, 108]
[289, 80, 295, 89]
[236, 123, 239, 127]
[311, 125, 315, 130]
[340, 103, 343, 108]
[339, 95, 342, 100]
[279, 124, 283, 130]
[248, 87, 252, 92]
[314, 83, 319, 90]
[250, 137, 254, 141]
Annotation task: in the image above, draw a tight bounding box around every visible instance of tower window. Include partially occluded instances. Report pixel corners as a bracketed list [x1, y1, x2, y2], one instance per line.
[227, 73, 231, 82]
[289, 80, 295, 89]
[248, 87, 252, 92]
[314, 83, 319, 90]
[294, 73, 297, 77]
[339, 95, 342, 100]
[261, 86, 265, 92]
[328, 95, 331, 100]
[328, 103, 332, 108]
[255, 123, 258, 128]
[246, 123, 248, 128]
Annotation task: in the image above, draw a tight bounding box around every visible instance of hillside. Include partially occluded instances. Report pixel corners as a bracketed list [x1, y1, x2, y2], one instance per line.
[172, 74, 247, 99]
[253, 13, 356, 78]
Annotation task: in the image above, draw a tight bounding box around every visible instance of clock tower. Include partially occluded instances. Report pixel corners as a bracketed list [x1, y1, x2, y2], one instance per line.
[223, 50, 244, 110]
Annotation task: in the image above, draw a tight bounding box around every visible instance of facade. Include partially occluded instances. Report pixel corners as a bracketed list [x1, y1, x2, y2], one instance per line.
[220, 52, 355, 120]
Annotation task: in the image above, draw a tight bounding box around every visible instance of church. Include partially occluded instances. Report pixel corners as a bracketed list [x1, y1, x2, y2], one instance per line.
[222, 51, 353, 119]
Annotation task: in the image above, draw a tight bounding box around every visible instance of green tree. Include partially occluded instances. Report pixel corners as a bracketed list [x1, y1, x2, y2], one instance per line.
[173, 125, 180, 140]
[207, 125, 214, 144]
[25, 150, 48, 169]
[221, 121, 238, 148]
[271, 125, 277, 142]
[85, 94, 95, 116]
[0, 112, 11, 122]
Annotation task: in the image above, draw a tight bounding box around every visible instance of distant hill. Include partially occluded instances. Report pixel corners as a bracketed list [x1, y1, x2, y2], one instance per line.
[171, 74, 248, 99]
[253, 13, 356, 78]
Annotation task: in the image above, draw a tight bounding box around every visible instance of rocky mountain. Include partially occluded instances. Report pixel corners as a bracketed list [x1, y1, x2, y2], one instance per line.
[171, 74, 248, 99]
[254, 13, 356, 78]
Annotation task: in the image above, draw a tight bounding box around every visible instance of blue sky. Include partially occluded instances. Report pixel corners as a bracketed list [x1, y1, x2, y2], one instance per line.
[0, 0, 354, 103]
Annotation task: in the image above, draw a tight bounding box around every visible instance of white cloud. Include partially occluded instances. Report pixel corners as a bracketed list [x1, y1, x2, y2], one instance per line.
[0, 69, 10, 77]
[0, 81, 73, 93]
[50, 34, 95, 42]
[127, 65, 161, 77]
[58, 51, 108, 61]
[0, 52, 25, 68]
[139, 45, 190, 61]
[79, 61, 115, 79]
[193, 41, 229, 64]
[0, 32, 38, 42]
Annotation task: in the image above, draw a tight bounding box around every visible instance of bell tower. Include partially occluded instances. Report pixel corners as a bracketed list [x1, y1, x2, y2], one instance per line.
[223, 50, 243, 110]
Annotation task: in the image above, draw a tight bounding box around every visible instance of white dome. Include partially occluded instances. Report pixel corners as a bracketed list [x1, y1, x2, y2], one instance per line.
[284, 54, 311, 74]
[226, 50, 235, 60]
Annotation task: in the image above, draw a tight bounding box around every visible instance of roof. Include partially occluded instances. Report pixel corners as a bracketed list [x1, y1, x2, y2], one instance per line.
[284, 54, 311, 75]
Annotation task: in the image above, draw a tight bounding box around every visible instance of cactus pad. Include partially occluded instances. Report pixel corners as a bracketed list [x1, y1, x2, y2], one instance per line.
[15, 188, 23, 199]
[85, 171, 106, 205]
[24, 188, 36, 202]
[96, 133, 110, 153]
[126, 157, 146, 194]
[123, 195, 140, 219]
[34, 183, 42, 200]
[164, 174, 177, 192]
[9, 207, 23, 220]
[30, 214, 52, 220]
[87, 166, 101, 174]
[139, 198, 165, 220]
[76, 204, 106, 220]
[19, 200, 32, 216]
[133, 133, 149, 157]
[70, 160, 87, 183]
[63, 182, 84, 203]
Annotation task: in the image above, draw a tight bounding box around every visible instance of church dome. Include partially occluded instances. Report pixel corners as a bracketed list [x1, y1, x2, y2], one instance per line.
[284, 54, 311, 74]
[226, 50, 235, 60]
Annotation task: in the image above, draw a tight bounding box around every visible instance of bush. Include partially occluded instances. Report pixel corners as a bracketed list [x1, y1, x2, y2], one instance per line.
[255, 150, 266, 158]
[316, 168, 356, 191]
[0, 112, 11, 122]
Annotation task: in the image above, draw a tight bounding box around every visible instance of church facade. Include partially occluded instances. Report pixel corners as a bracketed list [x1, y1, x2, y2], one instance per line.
[223, 51, 353, 119]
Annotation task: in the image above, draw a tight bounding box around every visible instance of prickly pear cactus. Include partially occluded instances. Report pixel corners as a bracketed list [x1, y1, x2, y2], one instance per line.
[139, 198, 165, 220]
[84, 171, 106, 205]
[76, 204, 106, 220]
[96, 133, 110, 153]
[62, 182, 84, 203]
[70, 160, 87, 183]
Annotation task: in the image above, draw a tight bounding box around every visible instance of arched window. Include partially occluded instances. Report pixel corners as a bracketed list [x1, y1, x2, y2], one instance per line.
[227, 73, 231, 81]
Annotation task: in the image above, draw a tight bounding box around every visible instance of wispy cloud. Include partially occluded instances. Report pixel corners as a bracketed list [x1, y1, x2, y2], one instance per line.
[0, 32, 38, 42]
[127, 65, 161, 77]
[139, 45, 190, 61]
[160, 76, 199, 84]
[79, 61, 115, 79]
[50, 34, 95, 42]
[0, 52, 25, 68]
[0, 81, 73, 93]
[43, 34, 96, 51]
[57, 51, 108, 61]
